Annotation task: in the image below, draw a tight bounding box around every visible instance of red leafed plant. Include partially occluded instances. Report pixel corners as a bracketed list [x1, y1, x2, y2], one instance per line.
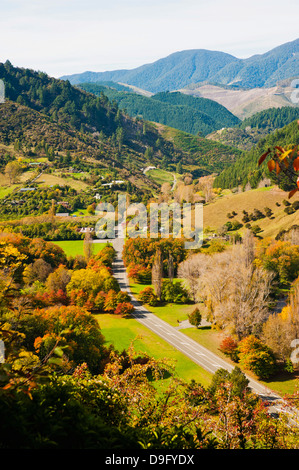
[258, 123, 299, 198]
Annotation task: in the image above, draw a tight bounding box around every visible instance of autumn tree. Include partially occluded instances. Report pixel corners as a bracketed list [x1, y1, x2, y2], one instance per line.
[83, 230, 93, 262]
[179, 242, 273, 339]
[197, 175, 214, 203]
[45, 264, 71, 293]
[178, 253, 202, 302]
[262, 278, 299, 363]
[168, 253, 174, 281]
[255, 238, 299, 286]
[23, 258, 52, 285]
[237, 335, 277, 379]
[152, 248, 163, 300]
[161, 182, 172, 202]
[4, 161, 22, 184]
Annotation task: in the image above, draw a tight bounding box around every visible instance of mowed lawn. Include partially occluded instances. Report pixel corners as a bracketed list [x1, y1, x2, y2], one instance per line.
[97, 313, 212, 388]
[53, 240, 107, 257]
[130, 280, 197, 326]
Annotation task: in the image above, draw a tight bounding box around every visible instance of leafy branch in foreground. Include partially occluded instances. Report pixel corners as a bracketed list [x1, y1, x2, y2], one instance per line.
[258, 122, 299, 198]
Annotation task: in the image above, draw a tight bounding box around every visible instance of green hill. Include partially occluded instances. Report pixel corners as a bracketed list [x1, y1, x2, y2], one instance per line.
[239, 106, 299, 131]
[214, 120, 299, 190]
[0, 60, 242, 216]
[152, 124, 243, 178]
[78, 83, 240, 136]
[207, 106, 299, 151]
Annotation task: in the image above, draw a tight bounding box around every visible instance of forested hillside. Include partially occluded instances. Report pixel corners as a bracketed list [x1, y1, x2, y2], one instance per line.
[78, 83, 240, 136]
[0, 61, 242, 203]
[208, 106, 299, 151]
[214, 120, 299, 189]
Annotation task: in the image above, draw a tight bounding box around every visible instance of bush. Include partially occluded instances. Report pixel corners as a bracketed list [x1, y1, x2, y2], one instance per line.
[116, 291, 131, 304]
[237, 335, 277, 379]
[161, 280, 190, 304]
[219, 336, 239, 361]
[264, 207, 273, 218]
[128, 263, 152, 284]
[251, 225, 262, 235]
[114, 302, 135, 317]
[283, 199, 291, 206]
[284, 206, 295, 215]
[138, 287, 159, 306]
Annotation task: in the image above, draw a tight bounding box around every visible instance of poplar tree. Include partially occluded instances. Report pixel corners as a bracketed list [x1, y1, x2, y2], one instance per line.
[152, 248, 163, 300]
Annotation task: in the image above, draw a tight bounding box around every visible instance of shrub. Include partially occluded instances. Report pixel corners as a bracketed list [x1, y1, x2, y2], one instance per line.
[283, 199, 291, 206]
[264, 207, 273, 218]
[116, 291, 131, 304]
[292, 201, 299, 211]
[138, 287, 159, 306]
[219, 336, 239, 361]
[94, 291, 107, 311]
[161, 280, 190, 304]
[114, 302, 135, 317]
[284, 206, 295, 215]
[128, 263, 152, 284]
[237, 335, 277, 379]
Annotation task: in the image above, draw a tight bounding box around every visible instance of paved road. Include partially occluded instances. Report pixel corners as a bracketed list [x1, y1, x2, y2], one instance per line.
[106, 230, 283, 408]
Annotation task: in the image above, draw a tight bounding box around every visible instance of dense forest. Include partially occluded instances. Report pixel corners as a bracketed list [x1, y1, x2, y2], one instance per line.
[239, 106, 299, 132]
[78, 83, 240, 136]
[214, 119, 299, 190]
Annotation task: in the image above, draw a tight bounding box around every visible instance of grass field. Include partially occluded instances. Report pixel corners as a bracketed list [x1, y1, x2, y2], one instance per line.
[203, 185, 299, 238]
[34, 172, 89, 191]
[129, 280, 298, 394]
[146, 168, 175, 186]
[96, 313, 212, 387]
[53, 240, 107, 257]
[130, 280, 199, 326]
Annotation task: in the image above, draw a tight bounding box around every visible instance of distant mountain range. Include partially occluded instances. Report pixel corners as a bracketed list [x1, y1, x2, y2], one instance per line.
[61, 38, 299, 92]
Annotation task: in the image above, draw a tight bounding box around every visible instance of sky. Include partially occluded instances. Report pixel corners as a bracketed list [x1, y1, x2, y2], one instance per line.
[0, 0, 298, 78]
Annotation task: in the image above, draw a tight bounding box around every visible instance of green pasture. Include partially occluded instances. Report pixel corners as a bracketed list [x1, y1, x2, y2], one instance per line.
[96, 313, 212, 387]
[53, 240, 107, 257]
